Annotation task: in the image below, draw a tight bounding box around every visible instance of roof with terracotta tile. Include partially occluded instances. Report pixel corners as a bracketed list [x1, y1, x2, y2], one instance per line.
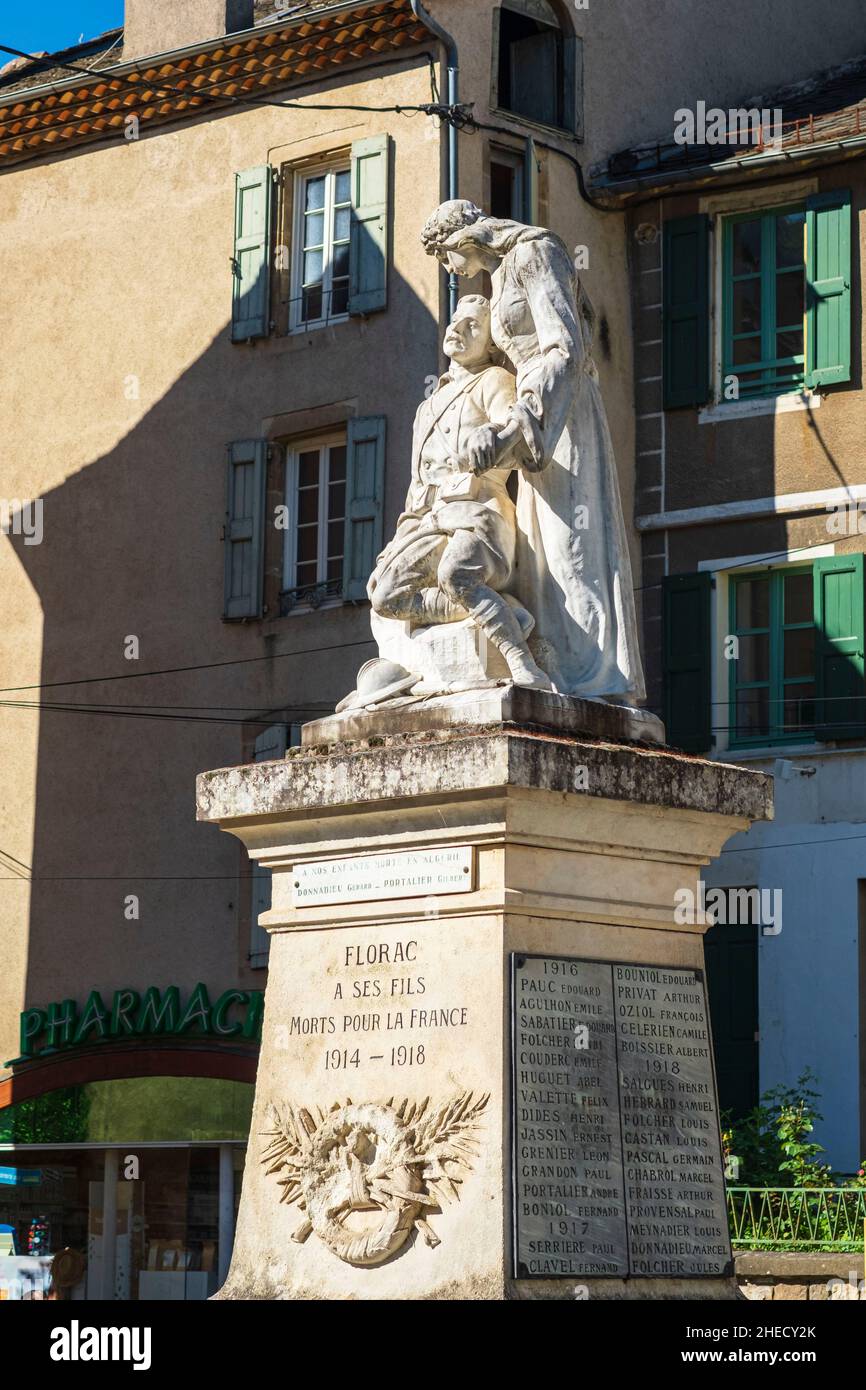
[0, 0, 432, 167]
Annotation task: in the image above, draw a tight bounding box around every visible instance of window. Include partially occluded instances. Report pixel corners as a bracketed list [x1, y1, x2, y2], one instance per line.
[662, 190, 851, 410]
[722, 205, 806, 398]
[282, 436, 347, 613]
[729, 567, 815, 744]
[494, 1, 580, 134]
[490, 146, 525, 220]
[291, 164, 352, 330]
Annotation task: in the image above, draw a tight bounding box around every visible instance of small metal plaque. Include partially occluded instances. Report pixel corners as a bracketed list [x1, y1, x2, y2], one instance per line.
[293, 846, 474, 907]
[511, 955, 730, 1280]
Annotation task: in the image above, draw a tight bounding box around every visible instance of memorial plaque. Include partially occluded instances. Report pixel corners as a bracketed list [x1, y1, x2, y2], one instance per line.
[293, 846, 473, 906]
[511, 955, 731, 1279]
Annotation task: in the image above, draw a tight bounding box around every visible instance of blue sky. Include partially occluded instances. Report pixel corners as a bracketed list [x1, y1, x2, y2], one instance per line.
[0, 2, 124, 62]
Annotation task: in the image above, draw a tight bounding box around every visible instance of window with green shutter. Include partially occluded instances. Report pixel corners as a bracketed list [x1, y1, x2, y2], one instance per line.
[729, 567, 815, 745]
[224, 440, 268, 620]
[662, 571, 712, 751]
[663, 215, 710, 409]
[813, 554, 866, 738]
[231, 166, 273, 340]
[720, 190, 851, 399]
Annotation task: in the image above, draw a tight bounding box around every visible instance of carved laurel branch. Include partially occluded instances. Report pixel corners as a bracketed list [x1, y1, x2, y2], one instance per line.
[260, 1091, 489, 1260]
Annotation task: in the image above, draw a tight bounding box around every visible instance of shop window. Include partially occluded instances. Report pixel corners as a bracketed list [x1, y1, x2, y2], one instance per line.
[494, 0, 580, 134]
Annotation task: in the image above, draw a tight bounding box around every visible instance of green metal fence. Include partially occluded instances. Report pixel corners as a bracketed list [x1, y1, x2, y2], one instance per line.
[727, 1186, 866, 1250]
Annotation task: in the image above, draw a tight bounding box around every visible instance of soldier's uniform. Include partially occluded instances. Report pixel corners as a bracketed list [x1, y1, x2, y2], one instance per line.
[368, 363, 519, 622]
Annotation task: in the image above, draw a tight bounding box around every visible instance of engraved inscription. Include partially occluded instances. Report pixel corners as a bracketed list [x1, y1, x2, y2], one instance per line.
[512, 955, 731, 1279]
[294, 846, 474, 906]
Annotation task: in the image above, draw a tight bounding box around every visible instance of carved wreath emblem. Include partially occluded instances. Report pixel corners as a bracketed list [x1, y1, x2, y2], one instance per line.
[261, 1092, 488, 1266]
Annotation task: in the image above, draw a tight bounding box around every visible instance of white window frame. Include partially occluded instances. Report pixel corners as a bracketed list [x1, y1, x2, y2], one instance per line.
[489, 144, 526, 221]
[289, 159, 351, 334]
[281, 432, 347, 614]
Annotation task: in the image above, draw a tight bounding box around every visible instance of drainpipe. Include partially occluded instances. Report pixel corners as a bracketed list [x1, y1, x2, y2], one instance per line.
[410, 0, 459, 315]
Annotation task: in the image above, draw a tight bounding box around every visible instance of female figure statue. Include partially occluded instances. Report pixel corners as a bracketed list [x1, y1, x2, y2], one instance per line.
[421, 200, 645, 705]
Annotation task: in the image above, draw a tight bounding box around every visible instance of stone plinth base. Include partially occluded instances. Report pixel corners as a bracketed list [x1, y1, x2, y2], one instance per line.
[302, 682, 665, 747]
[196, 729, 772, 1301]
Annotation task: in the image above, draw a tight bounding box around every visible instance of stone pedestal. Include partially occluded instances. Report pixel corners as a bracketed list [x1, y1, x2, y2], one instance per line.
[196, 727, 772, 1301]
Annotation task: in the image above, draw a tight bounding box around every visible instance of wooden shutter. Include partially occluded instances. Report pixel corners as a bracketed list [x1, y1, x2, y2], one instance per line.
[343, 416, 386, 601]
[662, 571, 713, 752]
[231, 165, 273, 340]
[704, 917, 759, 1120]
[813, 554, 865, 739]
[224, 440, 267, 620]
[562, 35, 583, 137]
[348, 135, 390, 316]
[805, 189, 852, 388]
[663, 214, 710, 409]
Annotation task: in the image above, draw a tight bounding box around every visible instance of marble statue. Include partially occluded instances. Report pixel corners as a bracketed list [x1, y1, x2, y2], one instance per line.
[336, 201, 646, 716]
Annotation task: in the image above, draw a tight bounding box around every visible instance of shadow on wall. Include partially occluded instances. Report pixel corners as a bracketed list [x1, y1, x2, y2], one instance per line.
[3, 260, 436, 1054]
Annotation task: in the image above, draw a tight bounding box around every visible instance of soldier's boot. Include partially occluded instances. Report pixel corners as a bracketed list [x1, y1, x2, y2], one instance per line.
[468, 595, 554, 692]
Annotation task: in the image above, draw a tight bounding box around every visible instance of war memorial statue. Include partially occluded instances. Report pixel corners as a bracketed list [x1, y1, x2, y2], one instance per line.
[197, 204, 773, 1301]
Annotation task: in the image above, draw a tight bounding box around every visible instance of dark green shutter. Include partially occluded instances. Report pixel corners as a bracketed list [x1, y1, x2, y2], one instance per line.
[805, 189, 851, 387]
[348, 135, 390, 316]
[343, 416, 386, 601]
[663, 214, 710, 409]
[813, 554, 865, 739]
[231, 165, 273, 340]
[663, 571, 712, 751]
[224, 440, 268, 619]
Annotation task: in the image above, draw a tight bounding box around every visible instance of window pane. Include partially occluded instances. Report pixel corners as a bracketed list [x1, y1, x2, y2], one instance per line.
[782, 683, 815, 731]
[331, 282, 349, 317]
[303, 212, 325, 249]
[732, 220, 761, 274]
[736, 578, 770, 630]
[328, 482, 346, 521]
[784, 572, 812, 624]
[297, 487, 319, 526]
[737, 634, 770, 683]
[298, 451, 320, 488]
[328, 445, 347, 482]
[776, 272, 804, 328]
[733, 335, 761, 365]
[302, 286, 323, 322]
[733, 278, 761, 334]
[327, 520, 344, 558]
[305, 176, 326, 212]
[296, 525, 318, 562]
[736, 688, 770, 738]
[303, 249, 323, 286]
[334, 169, 351, 204]
[296, 561, 318, 588]
[333, 206, 351, 242]
[775, 211, 805, 269]
[333, 243, 350, 280]
[784, 626, 815, 679]
[776, 328, 803, 361]
[327, 556, 343, 583]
